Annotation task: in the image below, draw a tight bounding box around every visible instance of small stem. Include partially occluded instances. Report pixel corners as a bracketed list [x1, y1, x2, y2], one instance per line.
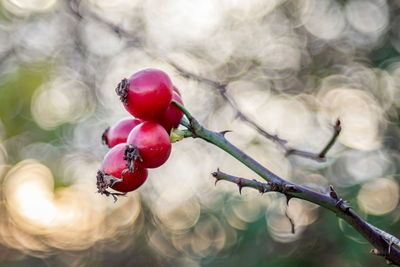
[170, 129, 193, 142]
[319, 119, 341, 158]
[172, 100, 193, 122]
[179, 117, 191, 129]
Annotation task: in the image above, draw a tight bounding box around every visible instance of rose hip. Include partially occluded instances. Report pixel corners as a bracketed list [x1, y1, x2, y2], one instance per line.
[115, 69, 173, 121]
[156, 92, 184, 133]
[126, 121, 171, 168]
[98, 143, 148, 194]
[102, 118, 142, 148]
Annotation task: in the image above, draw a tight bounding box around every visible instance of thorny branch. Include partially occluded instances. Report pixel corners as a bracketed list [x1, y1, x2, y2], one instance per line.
[213, 170, 400, 262]
[169, 62, 341, 162]
[174, 102, 400, 265]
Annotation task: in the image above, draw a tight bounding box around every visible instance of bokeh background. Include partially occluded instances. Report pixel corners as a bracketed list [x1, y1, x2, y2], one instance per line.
[1, 0, 400, 266]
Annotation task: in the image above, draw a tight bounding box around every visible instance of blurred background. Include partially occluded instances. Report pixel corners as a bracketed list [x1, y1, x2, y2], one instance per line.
[0, 0, 400, 266]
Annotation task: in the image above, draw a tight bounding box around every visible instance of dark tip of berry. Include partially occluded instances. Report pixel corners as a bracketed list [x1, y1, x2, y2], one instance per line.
[96, 170, 107, 195]
[124, 144, 142, 173]
[96, 170, 125, 202]
[102, 127, 110, 147]
[115, 78, 129, 106]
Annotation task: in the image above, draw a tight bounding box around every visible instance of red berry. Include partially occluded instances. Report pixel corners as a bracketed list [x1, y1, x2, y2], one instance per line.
[101, 143, 148, 193]
[127, 121, 171, 168]
[102, 118, 142, 148]
[156, 92, 184, 133]
[116, 69, 173, 121]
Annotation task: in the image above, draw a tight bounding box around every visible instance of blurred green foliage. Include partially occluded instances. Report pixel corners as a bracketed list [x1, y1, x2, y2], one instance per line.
[0, 64, 49, 138]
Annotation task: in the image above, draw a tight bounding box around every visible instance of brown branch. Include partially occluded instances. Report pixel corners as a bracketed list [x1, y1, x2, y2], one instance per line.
[66, 0, 143, 45]
[170, 62, 340, 162]
[212, 169, 400, 265]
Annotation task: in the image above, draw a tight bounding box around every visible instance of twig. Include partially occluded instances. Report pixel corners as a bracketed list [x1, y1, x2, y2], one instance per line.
[171, 100, 194, 122]
[319, 119, 341, 158]
[173, 103, 400, 266]
[212, 169, 272, 194]
[170, 63, 340, 162]
[368, 223, 400, 250]
[213, 170, 296, 233]
[285, 209, 296, 234]
[66, 0, 142, 45]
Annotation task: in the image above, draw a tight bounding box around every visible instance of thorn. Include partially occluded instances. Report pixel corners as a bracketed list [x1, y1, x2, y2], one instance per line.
[219, 130, 232, 137]
[285, 195, 292, 205]
[212, 176, 220, 186]
[335, 118, 341, 132]
[389, 241, 394, 255]
[371, 248, 379, 255]
[329, 186, 350, 212]
[285, 209, 295, 234]
[252, 179, 266, 194]
[262, 186, 268, 194]
[329, 185, 338, 199]
[285, 148, 294, 157]
[234, 178, 243, 195]
[212, 170, 221, 186]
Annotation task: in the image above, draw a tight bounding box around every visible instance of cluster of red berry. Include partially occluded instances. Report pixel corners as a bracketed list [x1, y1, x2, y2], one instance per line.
[96, 69, 184, 200]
